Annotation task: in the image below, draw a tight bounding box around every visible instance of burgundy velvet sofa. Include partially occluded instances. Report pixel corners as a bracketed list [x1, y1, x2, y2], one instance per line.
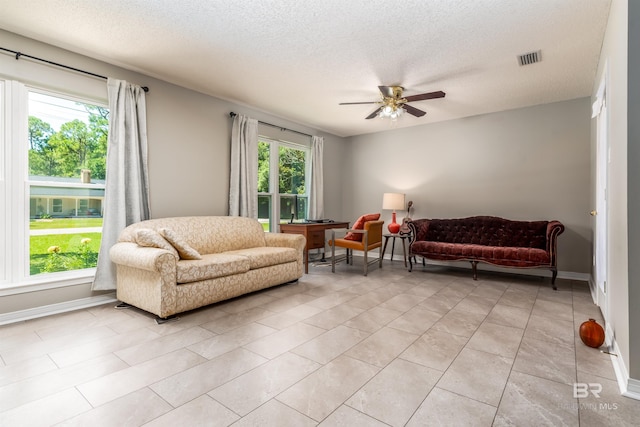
[408, 216, 564, 289]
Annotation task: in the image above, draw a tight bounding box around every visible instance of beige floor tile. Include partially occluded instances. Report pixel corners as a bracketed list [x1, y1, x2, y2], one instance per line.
[379, 293, 427, 312]
[150, 348, 267, 407]
[209, 352, 320, 416]
[242, 322, 325, 359]
[417, 293, 461, 315]
[466, 321, 524, 358]
[484, 303, 531, 329]
[437, 347, 513, 406]
[78, 348, 206, 407]
[114, 326, 214, 366]
[201, 306, 276, 334]
[188, 322, 277, 360]
[49, 327, 161, 367]
[497, 289, 537, 310]
[0, 354, 57, 387]
[431, 307, 486, 338]
[258, 292, 319, 313]
[233, 399, 317, 427]
[346, 358, 441, 426]
[577, 372, 640, 427]
[144, 395, 239, 427]
[343, 306, 403, 333]
[405, 282, 445, 298]
[345, 327, 418, 368]
[1, 325, 117, 365]
[292, 324, 369, 364]
[0, 387, 91, 427]
[493, 371, 579, 426]
[455, 295, 499, 316]
[0, 353, 127, 412]
[318, 405, 388, 426]
[575, 339, 617, 380]
[216, 292, 279, 314]
[277, 355, 379, 422]
[406, 387, 496, 427]
[33, 310, 134, 342]
[523, 313, 575, 347]
[513, 335, 577, 385]
[61, 387, 172, 427]
[306, 290, 359, 310]
[469, 283, 507, 301]
[257, 304, 324, 329]
[532, 299, 574, 323]
[400, 328, 468, 371]
[387, 305, 443, 335]
[302, 303, 365, 330]
[346, 289, 395, 310]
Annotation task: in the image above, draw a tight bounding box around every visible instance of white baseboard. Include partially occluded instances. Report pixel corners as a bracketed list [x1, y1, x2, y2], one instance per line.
[0, 293, 117, 326]
[608, 332, 640, 400]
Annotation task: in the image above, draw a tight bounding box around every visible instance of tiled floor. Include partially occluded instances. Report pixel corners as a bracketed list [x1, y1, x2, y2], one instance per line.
[1, 260, 639, 426]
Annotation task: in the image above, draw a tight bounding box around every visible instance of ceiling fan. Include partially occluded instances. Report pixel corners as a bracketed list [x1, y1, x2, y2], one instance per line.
[340, 85, 445, 120]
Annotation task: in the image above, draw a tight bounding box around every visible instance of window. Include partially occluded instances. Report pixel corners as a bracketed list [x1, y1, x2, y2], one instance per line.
[258, 138, 310, 232]
[1, 82, 108, 286]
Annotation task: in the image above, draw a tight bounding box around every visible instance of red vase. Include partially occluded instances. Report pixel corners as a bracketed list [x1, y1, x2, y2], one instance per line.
[388, 211, 400, 234]
[579, 319, 605, 348]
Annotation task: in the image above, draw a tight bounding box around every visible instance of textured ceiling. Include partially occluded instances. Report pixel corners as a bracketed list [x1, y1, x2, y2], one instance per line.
[0, 0, 611, 137]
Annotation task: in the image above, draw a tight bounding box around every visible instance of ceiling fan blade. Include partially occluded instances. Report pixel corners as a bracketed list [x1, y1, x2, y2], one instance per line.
[404, 90, 446, 102]
[378, 86, 395, 98]
[402, 104, 427, 117]
[365, 107, 382, 119]
[339, 101, 378, 105]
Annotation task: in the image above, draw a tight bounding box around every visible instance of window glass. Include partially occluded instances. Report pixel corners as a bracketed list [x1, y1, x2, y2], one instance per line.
[257, 138, 309, 231]
[27, 91, 107, 275]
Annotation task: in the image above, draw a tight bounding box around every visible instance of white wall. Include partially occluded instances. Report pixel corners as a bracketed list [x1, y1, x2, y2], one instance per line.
[346, 98, 592, 274]
[0, 29, 348, 315]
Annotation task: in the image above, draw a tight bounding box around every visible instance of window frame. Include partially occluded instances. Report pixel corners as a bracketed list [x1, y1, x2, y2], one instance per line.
[0, 80, 108, 290]
[257, 136, 311, 232]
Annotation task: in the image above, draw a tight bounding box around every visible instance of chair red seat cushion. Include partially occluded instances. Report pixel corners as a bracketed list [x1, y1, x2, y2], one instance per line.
[344, 213, 380, 241]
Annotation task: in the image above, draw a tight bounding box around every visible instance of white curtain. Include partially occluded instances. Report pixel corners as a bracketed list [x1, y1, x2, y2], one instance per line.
[92, 79, 150, 290]
[308, 135, 324, 220]
[229, 114, 258, 218]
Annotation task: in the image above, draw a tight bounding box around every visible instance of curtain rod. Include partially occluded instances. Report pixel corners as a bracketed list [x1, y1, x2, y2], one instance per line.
[0, 46, 149, 92]
[229, 112, 312, 138]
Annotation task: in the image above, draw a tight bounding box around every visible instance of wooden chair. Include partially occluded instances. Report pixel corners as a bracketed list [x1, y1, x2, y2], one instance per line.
[330, 219, 384, 276]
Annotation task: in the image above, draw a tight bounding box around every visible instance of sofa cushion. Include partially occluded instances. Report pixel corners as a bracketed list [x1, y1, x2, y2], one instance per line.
[176, 253, 249, 283]
[160, 227, 202, 260]
[345, 213, 380, 241]
[134, 228, 179, 258]
[226, 246, 298, 269]
[412, 241, 550, 267]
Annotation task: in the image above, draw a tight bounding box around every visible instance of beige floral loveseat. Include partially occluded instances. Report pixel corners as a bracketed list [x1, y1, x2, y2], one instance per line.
[109, 216, 306, 320]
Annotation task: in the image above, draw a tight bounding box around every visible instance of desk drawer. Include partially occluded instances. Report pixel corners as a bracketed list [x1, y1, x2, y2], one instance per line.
[308, 230, 326, 249]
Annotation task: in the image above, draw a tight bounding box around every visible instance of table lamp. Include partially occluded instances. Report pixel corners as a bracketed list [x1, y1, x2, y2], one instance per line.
[382, 192, 405, 234]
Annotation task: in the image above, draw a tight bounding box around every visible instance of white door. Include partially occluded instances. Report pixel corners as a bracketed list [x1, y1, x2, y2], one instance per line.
[594, 89, 609, 316]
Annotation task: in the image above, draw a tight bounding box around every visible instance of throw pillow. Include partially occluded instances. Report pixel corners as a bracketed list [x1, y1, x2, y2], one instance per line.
[159, 228, 202, 260]
[344, 213, 381, 241]
[135, 228, 179, 258]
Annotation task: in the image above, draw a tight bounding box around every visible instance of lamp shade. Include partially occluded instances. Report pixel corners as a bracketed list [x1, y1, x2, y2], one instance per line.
[382, 193, 405, 211]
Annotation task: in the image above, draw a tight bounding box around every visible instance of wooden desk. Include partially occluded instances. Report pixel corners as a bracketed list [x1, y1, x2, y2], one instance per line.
[280, 221, 349, 274]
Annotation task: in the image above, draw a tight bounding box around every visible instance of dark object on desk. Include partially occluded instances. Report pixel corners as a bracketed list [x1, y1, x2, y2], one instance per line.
[305, 219, 335, 223]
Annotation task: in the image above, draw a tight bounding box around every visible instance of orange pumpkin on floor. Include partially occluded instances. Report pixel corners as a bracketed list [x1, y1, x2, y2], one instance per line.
[579, 319, 605, 348]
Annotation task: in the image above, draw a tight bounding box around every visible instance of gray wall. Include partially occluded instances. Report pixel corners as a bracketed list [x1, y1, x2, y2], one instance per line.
[346, 98, 592, 274]
[0, 29, 348, 314]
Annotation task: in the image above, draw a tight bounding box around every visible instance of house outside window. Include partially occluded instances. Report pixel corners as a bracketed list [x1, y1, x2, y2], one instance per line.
[0, 83, 108, 285]
[258, 138, 310, 232]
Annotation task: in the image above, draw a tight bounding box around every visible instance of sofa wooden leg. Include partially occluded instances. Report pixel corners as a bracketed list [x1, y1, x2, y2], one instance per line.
[551, 268, 558, 290]
[408, 256, 413, 272]
[471, 261, 478, 280]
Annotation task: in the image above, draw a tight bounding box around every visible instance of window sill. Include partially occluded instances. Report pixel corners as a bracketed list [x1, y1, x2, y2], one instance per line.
[0, 269, 96, 296]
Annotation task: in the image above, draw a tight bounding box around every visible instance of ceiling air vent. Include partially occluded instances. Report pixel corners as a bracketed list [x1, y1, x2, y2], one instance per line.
[518, 50, 541, 66]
